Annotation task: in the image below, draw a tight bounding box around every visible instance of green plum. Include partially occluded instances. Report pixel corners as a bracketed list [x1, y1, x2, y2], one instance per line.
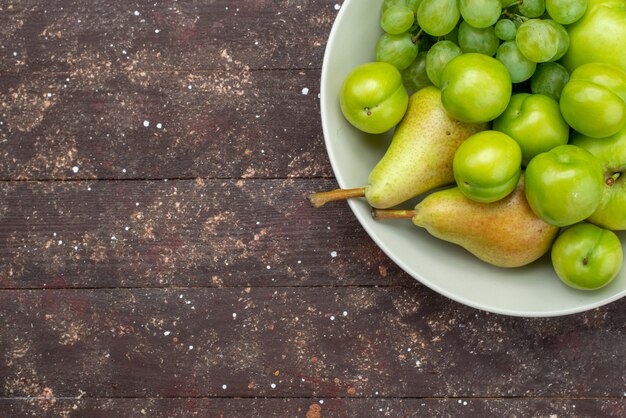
[493, 93, 569, 166]
[525, 145, 604, 227]
[440, 53, 512, 123]
[559, 62, 626, 138]
[402, 52, 434, 93]
[570, 125, 626, 231]
[530, 62, 570, 101]
[560, 0, 626, 72]
[339, 62, 409, 134]
[551, 223, 623, 290]
[453, 130, 522, 202]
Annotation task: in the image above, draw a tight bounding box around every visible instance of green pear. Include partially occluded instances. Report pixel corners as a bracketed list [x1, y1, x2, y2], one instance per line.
[309, 86, 487, 208]
[373, 176, 559, 268]
[570, 126, 626, 230]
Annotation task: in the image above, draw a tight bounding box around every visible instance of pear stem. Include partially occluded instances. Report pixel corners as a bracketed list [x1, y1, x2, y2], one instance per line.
[371, 208, 415, 220]
[308, 187, 367, 208]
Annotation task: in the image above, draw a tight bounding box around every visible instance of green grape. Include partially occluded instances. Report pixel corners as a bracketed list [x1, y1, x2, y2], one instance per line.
[516, 19, 568, 63]
[544, 20, 569, 61]
[417, 0, 460, 37]
[495, 19, 517, 41]
[402, 51, 433, 92]
[460, 0, 502, 28]
[382, 0, 408, 12]
[545, 0, 587, 25]
[381, 5, 415, 34]
[518, 0, 545, 18]
[530, 62, 570, 100]
[375, 32, 419, 70]
[425, 40, 462, 87]
[496, 41, 537, 83]
[406, 0, 423, 12]
[458, 21, 500, 56]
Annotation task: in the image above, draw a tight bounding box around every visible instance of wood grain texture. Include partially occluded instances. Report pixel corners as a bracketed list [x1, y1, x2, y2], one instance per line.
[2, 398, 625, 418]
[1, 288, 624, 400]
[1, 0, 336, 73]
[2, 0, 626, 416]
[0, 0, 343, 180]
[0, 69, 332, 180]
[0, 179, 411, 288]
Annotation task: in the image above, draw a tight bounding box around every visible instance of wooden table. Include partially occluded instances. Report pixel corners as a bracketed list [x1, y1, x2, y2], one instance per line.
[1, 1, 624, 416]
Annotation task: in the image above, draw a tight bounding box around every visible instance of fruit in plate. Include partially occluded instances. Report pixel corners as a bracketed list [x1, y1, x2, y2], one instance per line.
[309, 87, 487, 208]
[495, 41, 537, 83]
[551, 223, 623, 290]
[524, 144, 604, 227]
[517, 0, 546, 18]
[530, 62, 570, 101]
[545, 0, 588, 25]
[440, 53, 512, 123]
[459, 0, 502, 29]
[375, 32, 419, 71]
[372, 175, 559, 268]
[457, 21, 500, 56]
[339, 62, 409, 134]
[380, 3, 415, 34]
[515, 19, 569, 63]
[570, 125, 626, 231]
[494, 19, 517, 42]
[559, 62, 626, 138]
[402, 52, 434, 93]
[426, 40, 462, 88]
[560, 0, 626, 72]
[417, 0, 460, 37]
[493, 93, 569, 166]
[453, 130, 522, 203]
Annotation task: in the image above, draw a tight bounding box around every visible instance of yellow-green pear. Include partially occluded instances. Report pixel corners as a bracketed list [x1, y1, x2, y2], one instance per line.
[373, 176, 559, 268]
[309, 86, 487, 208]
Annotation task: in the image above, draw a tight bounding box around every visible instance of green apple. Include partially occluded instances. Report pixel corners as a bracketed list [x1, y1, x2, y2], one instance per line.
[339, 62, 409, 134]
[560, 0, 626, 72]
[559, 62, 626, 138]
[570, 125, 626, 230]
[453, 130, 522, 203]
[551, 223, 623, 290]
[525, 145, 604, 227]
[440, 53, 512, 123]
[493, 93, 569, 166]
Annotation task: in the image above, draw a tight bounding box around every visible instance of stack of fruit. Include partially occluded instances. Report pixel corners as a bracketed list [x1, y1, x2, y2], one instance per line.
[310, 0, 626, 292]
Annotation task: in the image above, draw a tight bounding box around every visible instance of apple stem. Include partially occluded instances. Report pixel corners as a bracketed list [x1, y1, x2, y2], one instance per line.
[371, 208, 415, 220]
[307, 187, 367, 208]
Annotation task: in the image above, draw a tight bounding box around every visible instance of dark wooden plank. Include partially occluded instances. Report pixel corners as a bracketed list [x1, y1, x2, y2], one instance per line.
[1, 398, 625, 418]
[0, 179, 411, 288]
[0, 68, 332, 180]
[1, 0, 339, 74]
[1, 288, 624, 399]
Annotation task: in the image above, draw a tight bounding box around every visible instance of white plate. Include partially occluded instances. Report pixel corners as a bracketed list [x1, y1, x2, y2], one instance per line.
[319, 0, 626, 317]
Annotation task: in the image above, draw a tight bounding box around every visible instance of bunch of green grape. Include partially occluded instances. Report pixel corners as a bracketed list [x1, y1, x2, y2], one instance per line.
[376, 0, 587, 100]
